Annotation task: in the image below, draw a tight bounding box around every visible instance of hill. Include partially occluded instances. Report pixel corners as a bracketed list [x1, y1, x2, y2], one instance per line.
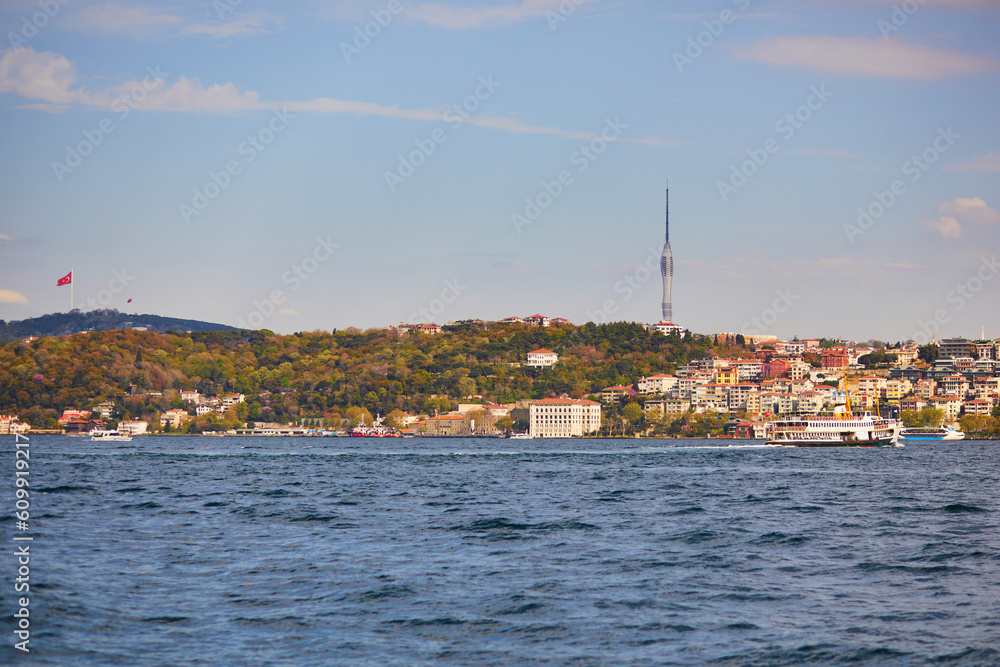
[0, 322, 719, 433]
[0, 309, 239, 342]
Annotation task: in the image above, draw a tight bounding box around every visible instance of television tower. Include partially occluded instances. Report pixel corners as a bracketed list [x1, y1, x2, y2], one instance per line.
[660, 181, 673, 322]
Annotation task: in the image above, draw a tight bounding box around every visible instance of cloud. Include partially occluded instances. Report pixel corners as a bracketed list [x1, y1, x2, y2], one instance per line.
[734, 35, 1000, 79]
[794, 149, 859, 159]
[920, 216, 963, 240]
[406, 0, 598, 29]
[830, 0, 1000, 9]
[0, 48, 677, 145]
[0, 233, 12, 243]
[183, 12, 284, 39]
[0, 289, 28, 304]
[78, 4, 182, 37]
[938, 197, 1000, 226]
[951, 152, 1000, 173]
[278, 308, 299, 316]
[918, 197, 998, 240]
[681, 254, 912, 280]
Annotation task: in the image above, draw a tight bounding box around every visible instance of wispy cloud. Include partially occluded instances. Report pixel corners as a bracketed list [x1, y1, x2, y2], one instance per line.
[78, 4, 182, 37]
[828, 0, 1000, 10]
[182, 12, 284, 39]
[951, 151, 1000, 173]
[74, 3, 281, 39]
[405, 0, 599, 29]
[794, 149, 859, 159]
[734, 35, 1000, 79]
[0, 48, 677, 146]
[0, 289, 28, 304]
[681, 253, 915, 281]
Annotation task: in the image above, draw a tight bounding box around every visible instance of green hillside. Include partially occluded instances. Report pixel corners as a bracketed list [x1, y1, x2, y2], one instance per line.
[0, 322, 721, 432]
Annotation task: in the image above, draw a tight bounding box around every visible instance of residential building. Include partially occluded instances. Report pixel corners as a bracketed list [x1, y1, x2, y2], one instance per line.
[195, 405, 216, 416]
[180, 390, 202, 404]
[938, 375, 969, 399]
[645, 399, 691, 417]
[650, 321, 682, 336]
[118, 420, 149, 436]
[727, 384, 757, 412]
[929, 396, 962, 421]
[938, 338, 975, 359]
[524, 314, 551, 327]
[0, 415, 30, 434]
[857, 376, 887, 395]
[900, 396, 927, 412]
[962, 399, 994, 416]
[797, 391, 824, 414]
[160, 409, 191, 430]
[637, 374, 678, 395]
[714, 367, 738, 385]
[526, 348, 559, 368]
[220, 394, 246, 411]
[397, 323, 443, 334]
[529, 398, 601, 438]
[58, 408, 91, 425]
[93, 400, 115, 419]
[601, 385, 633, 403]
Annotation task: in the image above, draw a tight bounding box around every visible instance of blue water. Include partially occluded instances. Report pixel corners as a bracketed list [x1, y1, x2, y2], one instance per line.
[3, 436, 999, 666]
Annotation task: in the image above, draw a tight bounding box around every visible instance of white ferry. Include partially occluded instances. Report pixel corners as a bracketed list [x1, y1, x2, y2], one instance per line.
[766, 405, 902, 447]
[899, 426, 965, 441]
[89, 430, 133, 442]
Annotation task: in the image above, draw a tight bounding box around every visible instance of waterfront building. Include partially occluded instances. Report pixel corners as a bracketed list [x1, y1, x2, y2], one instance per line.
[529, 398, 601, 438]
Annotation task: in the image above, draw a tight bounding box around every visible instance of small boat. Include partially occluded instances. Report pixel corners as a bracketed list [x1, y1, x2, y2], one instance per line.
[899, 426, 966, 441]
[90, 430, 133, 442]
[509, 433, 534, 440]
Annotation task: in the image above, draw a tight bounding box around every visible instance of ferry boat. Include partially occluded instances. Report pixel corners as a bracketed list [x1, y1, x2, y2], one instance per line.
[899, 426, 966, 441]
[89, 430, 133, 442]
[766, 405, 902, 447]
[509, 433, 534, 440]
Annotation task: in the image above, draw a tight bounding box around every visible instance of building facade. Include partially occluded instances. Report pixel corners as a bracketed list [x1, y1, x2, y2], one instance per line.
[529, 398, 601, 438]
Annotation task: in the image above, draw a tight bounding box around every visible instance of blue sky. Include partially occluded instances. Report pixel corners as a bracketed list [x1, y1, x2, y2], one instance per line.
[1, 0, 998, 343]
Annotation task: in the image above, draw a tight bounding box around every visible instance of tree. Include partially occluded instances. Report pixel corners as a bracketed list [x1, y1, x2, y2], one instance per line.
[622, 402, 643, 424]
[918, 344, 937, 363]
[385, 409, 406, 429]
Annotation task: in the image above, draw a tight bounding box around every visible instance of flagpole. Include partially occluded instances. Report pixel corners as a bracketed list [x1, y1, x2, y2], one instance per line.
[70, 268, 74, 311]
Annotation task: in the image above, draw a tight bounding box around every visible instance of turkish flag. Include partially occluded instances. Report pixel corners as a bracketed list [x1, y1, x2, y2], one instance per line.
[57, 271, 72, 286]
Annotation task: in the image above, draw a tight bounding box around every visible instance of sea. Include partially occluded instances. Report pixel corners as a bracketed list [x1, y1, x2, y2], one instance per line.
[2, 435, 999, 666]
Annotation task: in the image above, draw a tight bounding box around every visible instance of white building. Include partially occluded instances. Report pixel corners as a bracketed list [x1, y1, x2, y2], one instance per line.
[180, 390, 202, 404]
[529, 398, 601, 438]
[637, 374, 678, 395]
[650, 321, 682, 336]
[220, 394, 246, 411]
[526, 348, 559, 368]
[118, 420, 149, 436]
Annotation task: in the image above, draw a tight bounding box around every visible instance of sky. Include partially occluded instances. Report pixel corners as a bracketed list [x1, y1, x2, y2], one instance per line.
[1, 0, 998, 343]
